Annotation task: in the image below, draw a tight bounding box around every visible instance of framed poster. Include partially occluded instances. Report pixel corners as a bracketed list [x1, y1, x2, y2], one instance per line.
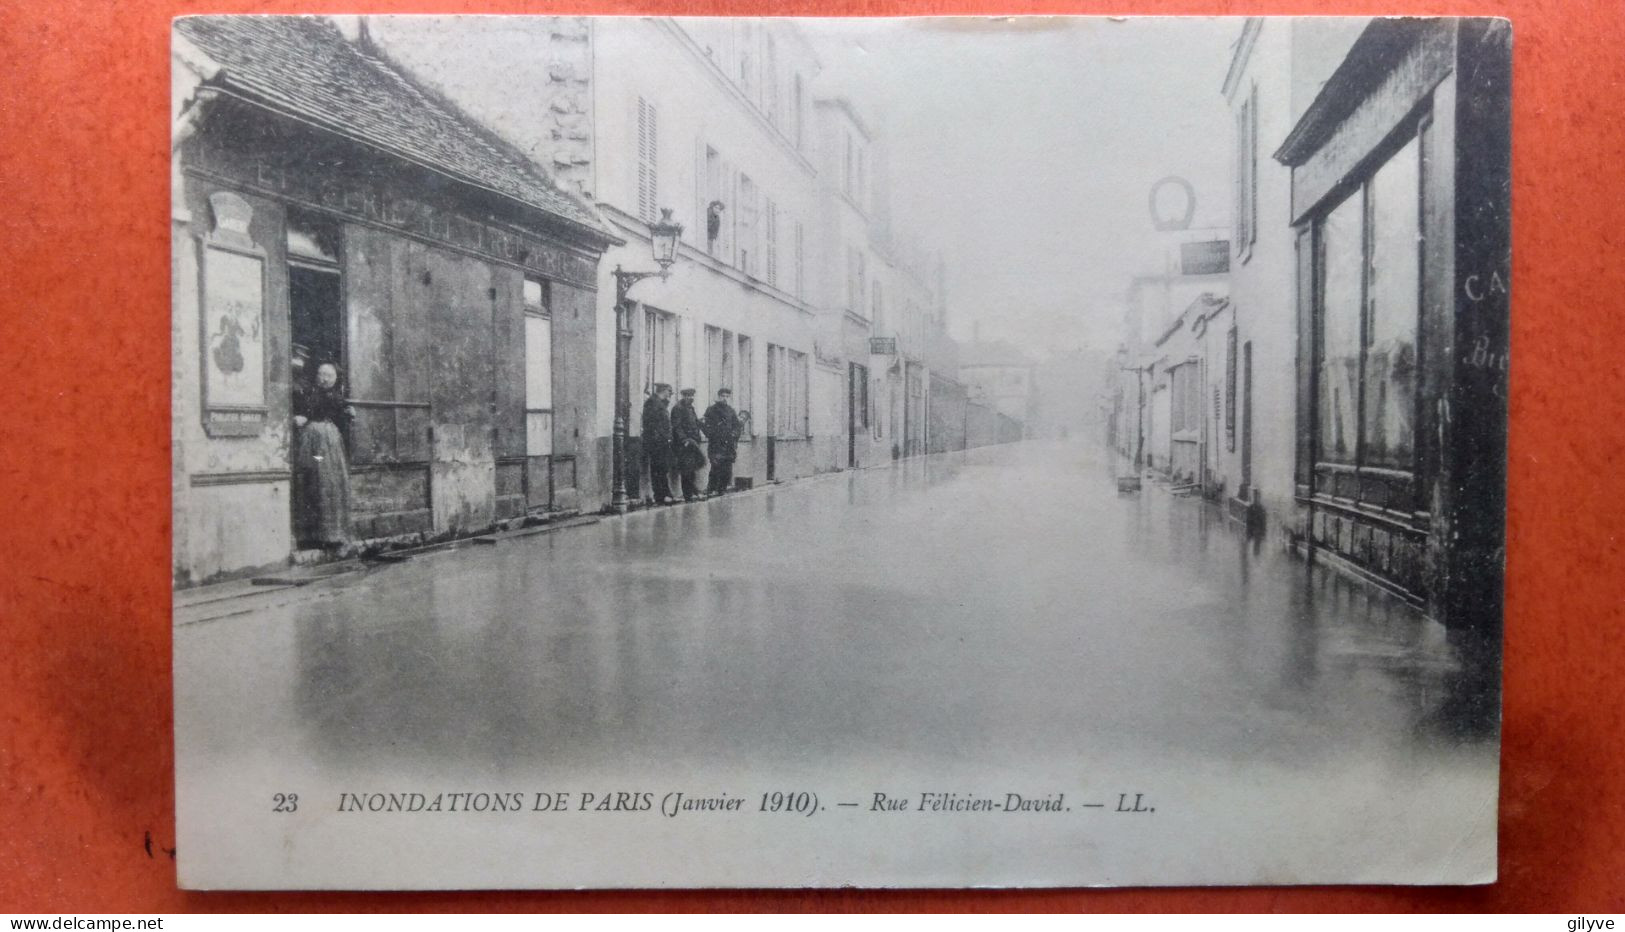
[199, 190, 268, 437]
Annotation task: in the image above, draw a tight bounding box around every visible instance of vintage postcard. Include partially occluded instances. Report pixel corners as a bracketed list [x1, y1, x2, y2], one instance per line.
[170, 14, 1510, 889]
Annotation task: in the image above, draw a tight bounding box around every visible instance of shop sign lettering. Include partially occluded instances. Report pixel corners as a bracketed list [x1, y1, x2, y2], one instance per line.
[1461, 269, 1508, 303]
[195, 147, 598, 287]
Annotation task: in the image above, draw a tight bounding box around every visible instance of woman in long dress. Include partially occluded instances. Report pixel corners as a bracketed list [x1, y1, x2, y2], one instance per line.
[293, 362, 354, 551]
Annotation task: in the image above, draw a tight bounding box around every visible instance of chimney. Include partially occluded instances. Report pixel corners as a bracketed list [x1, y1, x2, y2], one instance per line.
[331, 15, 371, 47]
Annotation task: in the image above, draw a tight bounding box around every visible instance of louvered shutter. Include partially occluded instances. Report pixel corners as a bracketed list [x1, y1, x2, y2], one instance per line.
[636, 97, 658, 223]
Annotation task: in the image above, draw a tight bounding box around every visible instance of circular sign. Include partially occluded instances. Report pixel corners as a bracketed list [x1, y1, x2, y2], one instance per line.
[1148, 175, 1197, 232]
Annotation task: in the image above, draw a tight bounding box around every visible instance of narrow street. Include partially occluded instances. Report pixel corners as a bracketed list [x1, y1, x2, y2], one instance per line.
[175, 441, 1498, 888]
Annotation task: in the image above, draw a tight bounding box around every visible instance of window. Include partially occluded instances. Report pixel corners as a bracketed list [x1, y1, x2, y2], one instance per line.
[857, 252, 867, 314]
[856, 147, 866, 207]
[1313, 132, 1422, 483]
[767, 343, 808, 438]
[848, 246, 866, 313]
[793, 74, 805, 150]
[1318, 191, 1363, 467]
[1170, 362, 1200, 434]
[524, 278, 553, 458]
[636, 97, 658, 224]
[642, 306, 680, 396]
[851, 362, 870, 430]
[794, 220, 805, 299]
[871, 279, 885, 335]
[1225, 326, 1238, 452]
[1234, 85, 1258, 257]
[703, 146, 724, 257]
[738, 175, 759, 276]
[705, 324, 736, 402]
[1365, 135, 1421, 471]
[764, 33, 779, 125]
[736, 335, 754, 432]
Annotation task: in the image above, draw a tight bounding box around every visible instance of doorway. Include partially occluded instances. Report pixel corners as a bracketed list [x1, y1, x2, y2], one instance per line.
[286, 213, 344, 545]
[848, 362, 868, 468]
[1241, 340, 1254, 497]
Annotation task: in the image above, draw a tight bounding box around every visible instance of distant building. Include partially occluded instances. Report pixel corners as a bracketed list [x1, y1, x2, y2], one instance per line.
[1108, 227, 1232, 473]
[958, 340, 1036, 430]
[1143, 294, 1232, 487]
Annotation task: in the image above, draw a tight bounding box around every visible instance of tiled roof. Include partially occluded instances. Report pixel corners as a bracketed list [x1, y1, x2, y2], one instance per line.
[175, 16, 606, 235]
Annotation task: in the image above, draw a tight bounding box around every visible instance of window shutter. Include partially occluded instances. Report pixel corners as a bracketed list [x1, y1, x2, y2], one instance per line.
[694, 136, 706, 249]
[765, 199, 778, 287]
[723, 159, 736, 264]
[636, 97, 658, 223]
[1248, 86, 1259, 248]
[794, 220, 805, 300]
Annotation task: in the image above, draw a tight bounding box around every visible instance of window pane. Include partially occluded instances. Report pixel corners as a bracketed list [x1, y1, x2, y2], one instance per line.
[1318, 191, 1363, 467]
[525, 314, 552, 410]
[523, 278, 547, 311]
[736, 335, 753, 427]
[526, 411, 552, 457]
[1365, 135, 1421, 471]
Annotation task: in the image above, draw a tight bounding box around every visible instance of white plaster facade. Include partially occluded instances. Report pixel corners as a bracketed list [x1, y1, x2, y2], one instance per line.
[371, 16, 830, 492]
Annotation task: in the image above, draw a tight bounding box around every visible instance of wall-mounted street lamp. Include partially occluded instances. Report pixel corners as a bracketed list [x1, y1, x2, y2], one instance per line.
[610, 208, 685, 514]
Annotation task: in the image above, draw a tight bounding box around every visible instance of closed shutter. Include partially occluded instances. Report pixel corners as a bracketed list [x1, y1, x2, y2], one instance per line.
[765, 199, 779, 287]
[636, 97, 658, 223]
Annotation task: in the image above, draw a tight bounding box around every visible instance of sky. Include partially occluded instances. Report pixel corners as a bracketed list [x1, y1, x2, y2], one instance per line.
[802, 17, 1239, 357]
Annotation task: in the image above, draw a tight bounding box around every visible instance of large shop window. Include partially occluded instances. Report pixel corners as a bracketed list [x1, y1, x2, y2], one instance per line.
[1314, 133, 1422, 492]
[642, 306, 680, 395]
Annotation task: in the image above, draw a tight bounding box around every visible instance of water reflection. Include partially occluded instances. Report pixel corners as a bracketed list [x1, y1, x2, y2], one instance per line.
[266, 440, 1503, 779]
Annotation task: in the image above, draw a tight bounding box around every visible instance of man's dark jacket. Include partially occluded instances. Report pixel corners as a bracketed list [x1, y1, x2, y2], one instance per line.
[671, 399, 707, 472]
[641, 396, 672, 446]
[703, 401, 743, 463]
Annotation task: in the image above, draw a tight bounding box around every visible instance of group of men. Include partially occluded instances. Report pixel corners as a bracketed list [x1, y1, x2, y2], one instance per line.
[640, 385, 745, 505]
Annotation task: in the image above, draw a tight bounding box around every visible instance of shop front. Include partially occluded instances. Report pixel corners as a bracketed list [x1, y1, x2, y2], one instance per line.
[172, 17, 617, 586]
[1275, 18, 1509, 629]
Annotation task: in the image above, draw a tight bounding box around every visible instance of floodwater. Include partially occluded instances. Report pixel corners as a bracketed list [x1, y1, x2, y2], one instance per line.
[174, 440, 1500, 889]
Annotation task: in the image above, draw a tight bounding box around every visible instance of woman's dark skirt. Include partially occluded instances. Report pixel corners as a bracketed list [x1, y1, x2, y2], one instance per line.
[294, 420, 351, 546]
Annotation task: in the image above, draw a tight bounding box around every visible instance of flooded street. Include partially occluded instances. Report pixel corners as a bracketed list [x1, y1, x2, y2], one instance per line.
[175, 441, 1500, 888]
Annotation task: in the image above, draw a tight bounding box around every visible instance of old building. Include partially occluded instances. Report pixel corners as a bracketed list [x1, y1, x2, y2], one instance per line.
[808, 97, 946, 467]
[1272, 18, 1511, 631]
[1141, 293, 1233, 489]
[1107, 224, 1231, 474]
[170, 17, 618, 586]
[958, 339, 1036, 442]
[370, 16, 825, 496]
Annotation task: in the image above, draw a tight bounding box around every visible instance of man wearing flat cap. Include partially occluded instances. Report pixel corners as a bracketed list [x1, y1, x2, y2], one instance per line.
[641, 383, 675, 505]
[703, 387, 743, 497]
[671, 387, 708, 502]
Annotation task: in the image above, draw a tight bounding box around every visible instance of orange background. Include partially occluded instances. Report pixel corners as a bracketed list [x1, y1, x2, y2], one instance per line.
[2, 0, 1622, 913]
